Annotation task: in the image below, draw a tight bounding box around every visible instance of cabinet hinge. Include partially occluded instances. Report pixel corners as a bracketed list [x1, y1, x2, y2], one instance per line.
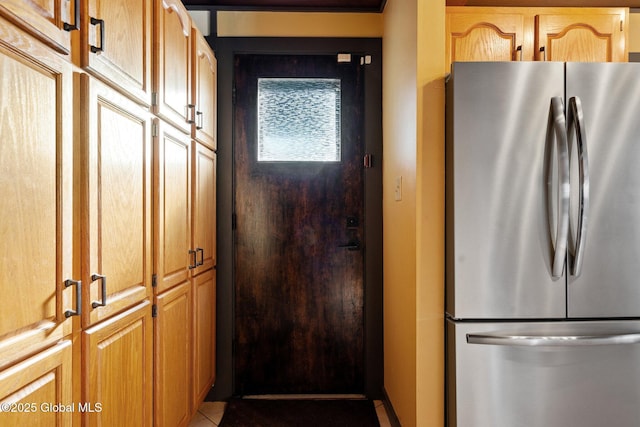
[621, 20, 624, 32]
[151, 92, 158, 106]
[151, 123, 158, 137]
[232, 86, 237, 105]
[152, 274, 157, 287]
[363, 154, 373, 168]
[232, 212, 237, 230]
[152, 304, 158, 318]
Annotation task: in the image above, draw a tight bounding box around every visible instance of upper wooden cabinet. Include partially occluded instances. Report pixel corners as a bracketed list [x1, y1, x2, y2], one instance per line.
[79, 0, 153, 106]
[192, 28, 217, 150]
[154, 0, 193, 133]
[446, 7, 628, 67]
[0, 17, 75, 369]
[0, 0, 73, 54]
[536, 11, 627, 62]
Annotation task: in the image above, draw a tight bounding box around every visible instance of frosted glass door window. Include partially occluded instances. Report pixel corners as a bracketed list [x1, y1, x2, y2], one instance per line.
[257, 78, 341, 162]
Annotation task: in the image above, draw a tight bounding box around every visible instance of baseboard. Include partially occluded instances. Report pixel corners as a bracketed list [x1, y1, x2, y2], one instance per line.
[381, 387, 402, 427]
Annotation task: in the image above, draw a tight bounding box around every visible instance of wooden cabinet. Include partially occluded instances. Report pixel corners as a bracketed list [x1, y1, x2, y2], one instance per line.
[154, 282, 192, 427]
[154, 0, 192, 133]
[82, 301, 153, 427]
[193, 269, 216, 409]
[0, 0, 73, 54]
[0, 16, 75, 369]
[0, 341, 73, 427]
[77, 74, 153, 327]
[192, 143, 217, 277]
[536, 11, 627, 62]
[446, 7, 628, 66]
[192, 28, 217, 150]
[79, 0, 153, 105]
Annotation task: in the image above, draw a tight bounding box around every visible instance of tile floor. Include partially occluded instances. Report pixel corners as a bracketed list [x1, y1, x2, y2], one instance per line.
[188, 399, 392, 426]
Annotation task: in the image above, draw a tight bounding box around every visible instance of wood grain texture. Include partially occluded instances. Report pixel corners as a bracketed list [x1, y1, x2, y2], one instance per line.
[81, 0, 152, 105]
[192, 143, 217, 276]
[155, 282, 192, 427]
[234, 54, 365, 394]
[154, 0, 192, 133]
[192, 269, 216, 410]
[0, 19, 73, 368]
[82, 301, 153, 427]
[192, 28, 217, 150]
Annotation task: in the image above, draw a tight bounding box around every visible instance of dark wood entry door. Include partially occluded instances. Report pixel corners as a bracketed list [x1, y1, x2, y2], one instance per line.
[233, 54, 365, 395]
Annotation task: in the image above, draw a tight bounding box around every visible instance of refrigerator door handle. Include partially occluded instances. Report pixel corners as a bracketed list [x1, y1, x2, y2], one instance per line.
[567, 96, 590, 277]
[467, 331, 640, 347]
[547, 97, 570, 279]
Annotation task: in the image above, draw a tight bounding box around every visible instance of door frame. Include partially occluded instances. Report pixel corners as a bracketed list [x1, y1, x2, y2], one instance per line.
[211, 36, 383, 400]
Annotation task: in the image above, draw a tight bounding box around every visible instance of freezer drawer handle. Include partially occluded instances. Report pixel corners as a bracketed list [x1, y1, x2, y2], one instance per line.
[467, 332, 640, 347]
[547, 97, 570, 279]
[567, 96, 590, 277]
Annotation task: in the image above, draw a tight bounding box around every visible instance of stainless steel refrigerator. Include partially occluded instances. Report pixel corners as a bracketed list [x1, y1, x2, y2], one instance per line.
[446, 61, 640, 427]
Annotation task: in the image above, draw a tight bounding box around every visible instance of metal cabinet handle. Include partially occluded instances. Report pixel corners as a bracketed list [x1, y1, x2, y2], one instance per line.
[467, 331, 640, 347]
[547, 97, 570, 279]
[539, 46, 546, 61]
[196, 247, 204, 266]
[189, 249, 197, 269]
[90, 17, 105, 54]
[64, 279, 82, 317]
[567, 96, 590, 277]
[515, 45, 522, 61]
[196, 111, 203, 130]
[91, 274, 107, 308]
[63, 0, 80, 31]
[187, 104, 196, 124]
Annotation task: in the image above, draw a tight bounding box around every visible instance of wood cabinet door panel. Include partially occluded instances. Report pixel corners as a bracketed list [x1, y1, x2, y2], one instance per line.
[193, 269, 215, 408]
[79, 75, 152, 327]
[192, 29, 216, 150]
[0, 0, 71, 54]
[536, 11, 627, 62]
[0, 22, 74, 367]
[154, 0, 191, 133]
[154, 282, 192, 426]
[192, 143, 216, 276]
[446, 9, 526, 66]
[83, 301, 152, 427]
[0, 341, 73, 427]
[154, 120, 192, 294]
[81, 0, 152, 105]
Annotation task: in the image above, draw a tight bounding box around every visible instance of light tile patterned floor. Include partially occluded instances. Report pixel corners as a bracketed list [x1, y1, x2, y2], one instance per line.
[188, 399, 391, 426]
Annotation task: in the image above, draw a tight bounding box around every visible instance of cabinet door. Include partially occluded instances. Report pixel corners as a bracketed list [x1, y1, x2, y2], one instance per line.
[192, 269, 216, 409]
[154, 120, 192, 294]
[446, 8, 526, 67]
[0, 341, 73, 427]
[0, 20, 75, 367]
[79, 74, 152, 327]
[0, 0, 72, 54]
[83, 301, 153, 427]
[192, 28, 217, 150]
[192, 143, 216, 276]
[536, 9, 628, 62]
[154, 0, 192, 133]
[80, 0, 152, 105]
[154, 282, 192, 427]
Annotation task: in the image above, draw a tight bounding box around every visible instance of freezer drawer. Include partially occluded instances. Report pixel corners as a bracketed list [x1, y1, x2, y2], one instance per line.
[447, 319, 640, 427]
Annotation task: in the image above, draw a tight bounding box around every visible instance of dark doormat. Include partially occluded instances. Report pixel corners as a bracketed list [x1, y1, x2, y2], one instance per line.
[218, 398, 381, 427]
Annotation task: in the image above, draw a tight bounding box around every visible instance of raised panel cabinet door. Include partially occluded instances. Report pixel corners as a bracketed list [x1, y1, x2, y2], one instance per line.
[154, 119, 192, 294]
[82, 301, 153, 427]
[80, 0, 152, 105]
[78, 74, 153, 327]
[0, 341, 73, 427]
[154, 0, 192, 133]
[192, 28, 217, 150]
[0, 20, 75, 368]
[192, 269, 215, 409]
[0, 0, 72, 54]
[446, 7, 527, 67]
[192, 143, 216, 276]
[154, 282, 192, 427]
[536, 9, 628, 62]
